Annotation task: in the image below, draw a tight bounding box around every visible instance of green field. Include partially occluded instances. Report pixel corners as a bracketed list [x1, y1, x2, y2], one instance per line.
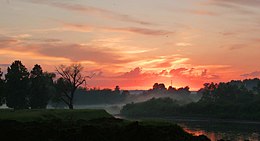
[0, 109, 113, 122]
[0, 109, 210, 141]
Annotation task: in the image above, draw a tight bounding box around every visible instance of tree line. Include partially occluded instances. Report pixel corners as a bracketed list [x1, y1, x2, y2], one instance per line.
[0, 60, 95, 110]
[121, 78, 260, 120]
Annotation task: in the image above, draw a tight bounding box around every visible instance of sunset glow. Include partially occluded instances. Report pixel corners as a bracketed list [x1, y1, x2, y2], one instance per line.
[1, 0, 260, 90]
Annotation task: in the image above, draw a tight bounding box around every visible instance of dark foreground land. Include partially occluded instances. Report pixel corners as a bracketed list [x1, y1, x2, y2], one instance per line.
[0, 109, 209, 141]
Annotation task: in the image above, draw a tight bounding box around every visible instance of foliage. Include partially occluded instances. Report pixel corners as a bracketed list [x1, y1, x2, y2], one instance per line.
[0, 68, 5, 106]
[29, 64, 56, 109]
[1, 61, 56, 109]
[148, 83, 190, 95]
[5, 60, 30, 109]
[121, 97, 180, 117]
[121, 78, 260, 121]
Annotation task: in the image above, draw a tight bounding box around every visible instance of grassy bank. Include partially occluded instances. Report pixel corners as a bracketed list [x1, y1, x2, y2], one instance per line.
[0, 109, 113, 122]
[0, 109, 210, 141]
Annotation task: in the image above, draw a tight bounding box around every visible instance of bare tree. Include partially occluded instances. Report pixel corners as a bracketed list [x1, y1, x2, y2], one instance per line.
[55, 64, 93, 109]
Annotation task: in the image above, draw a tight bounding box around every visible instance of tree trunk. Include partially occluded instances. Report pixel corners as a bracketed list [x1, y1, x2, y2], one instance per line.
[68, 90, 75, 110]
[68, 103, 73, 109]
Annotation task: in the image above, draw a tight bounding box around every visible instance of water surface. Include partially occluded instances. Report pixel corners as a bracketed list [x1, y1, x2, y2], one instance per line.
[169, 118, 260, 141]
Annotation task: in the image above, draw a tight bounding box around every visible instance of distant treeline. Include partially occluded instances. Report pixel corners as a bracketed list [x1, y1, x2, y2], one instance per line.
[121, 78, 260, 121]
[0, 61, 125, 110]
[53, 83, 196, 108]
[52, 88, 129, 108]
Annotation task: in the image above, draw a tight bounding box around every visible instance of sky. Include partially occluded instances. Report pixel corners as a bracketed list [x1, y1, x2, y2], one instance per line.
[0, 0, 260, 90]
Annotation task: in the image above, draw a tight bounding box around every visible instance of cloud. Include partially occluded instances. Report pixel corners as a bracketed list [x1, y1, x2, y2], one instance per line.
[120, 67, 143, 78]
[241, 71, 260, 78]
[229, 44, 246, 50]
[0, 35, 21, 48]
[28, 43, 131, 64]
[0, 36, 133, 65]
[169, 68, 188, 77]
[212, 0, 260, 7]
[60, 22, 173, 36]
[176, 42, 192, 47]
[253, 38, 260, 43]
[23, 37, 63, 43]
[201, 0, 257, 15]
[169, 67, 220, 80]
[201, 69, 207, 77]
[188, 10, 219, 16]
[105, 27, 173, 36]
[62, 23, 93, 32]
[0, 34, 62, 45]
[219, 32, 237, 36]
[154, 61, 172, 68]
[26, 0, 154, 25]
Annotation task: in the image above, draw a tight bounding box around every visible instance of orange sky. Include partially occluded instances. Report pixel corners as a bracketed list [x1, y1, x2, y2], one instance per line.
[0, 0, 260, 90]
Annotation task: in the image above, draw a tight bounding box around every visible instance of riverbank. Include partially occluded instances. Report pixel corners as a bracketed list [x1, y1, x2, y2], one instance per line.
[117, 115, 260, 125]
[117, 115, 260, 141]
[0, 109, 210, 141]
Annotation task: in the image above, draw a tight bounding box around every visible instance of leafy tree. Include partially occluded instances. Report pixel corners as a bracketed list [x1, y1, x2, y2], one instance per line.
[29, 64, 55, 109]
[0, 68, 5, 106]
[5, 61, 30, 109]
[199, 82, 218, 102]
[153, 83, 159, 90]
[114, 85, 120, 94]
[253, 81, 260, 94]
[177, 86, 190, 95]
[55, 64, 91, 109]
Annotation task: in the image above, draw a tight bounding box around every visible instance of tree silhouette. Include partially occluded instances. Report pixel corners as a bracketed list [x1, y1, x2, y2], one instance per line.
[253, 81, 260, 94]
[55, 64, 91, 109]
[0, 68, 5, 106]
[5, 60, 30, 110]
[29, 64, 55, 109]
[114, 85, 120, 94]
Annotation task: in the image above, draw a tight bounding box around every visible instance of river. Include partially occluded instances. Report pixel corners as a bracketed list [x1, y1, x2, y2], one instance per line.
[70, 105, 260, 141]
[155, 117, 260, 141]
[115, 115, 260, 141]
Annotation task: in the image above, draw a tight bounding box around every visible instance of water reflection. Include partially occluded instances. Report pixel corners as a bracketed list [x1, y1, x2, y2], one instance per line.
[174, 119, 260, 141]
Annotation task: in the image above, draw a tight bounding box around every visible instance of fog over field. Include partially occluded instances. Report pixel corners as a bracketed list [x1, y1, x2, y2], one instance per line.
[47, 90, 202, 115]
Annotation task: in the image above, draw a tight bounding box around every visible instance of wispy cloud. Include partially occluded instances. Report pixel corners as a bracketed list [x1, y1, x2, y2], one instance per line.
[25, 43, 132, 64]
[26, 0, 154, 25]
[60, 22, 173, 36]
[211, 0, 260, 7]
[188, 10, 219, 16]
[229, 44, 247, 50]
[105, 27, 173, 36]
[176, 42, 192, 47]
[0, 34, 62, 45]
[62, 23, 93, 32]
[0, 35, 21, 47]
[0, 35, 140, 65]
[241, 71, 260, 78]
[201, 0, 258, 15]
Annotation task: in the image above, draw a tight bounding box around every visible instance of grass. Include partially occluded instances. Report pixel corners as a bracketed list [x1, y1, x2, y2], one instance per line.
[0, 109, 113, 122]
[0, 109, 210, 141]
